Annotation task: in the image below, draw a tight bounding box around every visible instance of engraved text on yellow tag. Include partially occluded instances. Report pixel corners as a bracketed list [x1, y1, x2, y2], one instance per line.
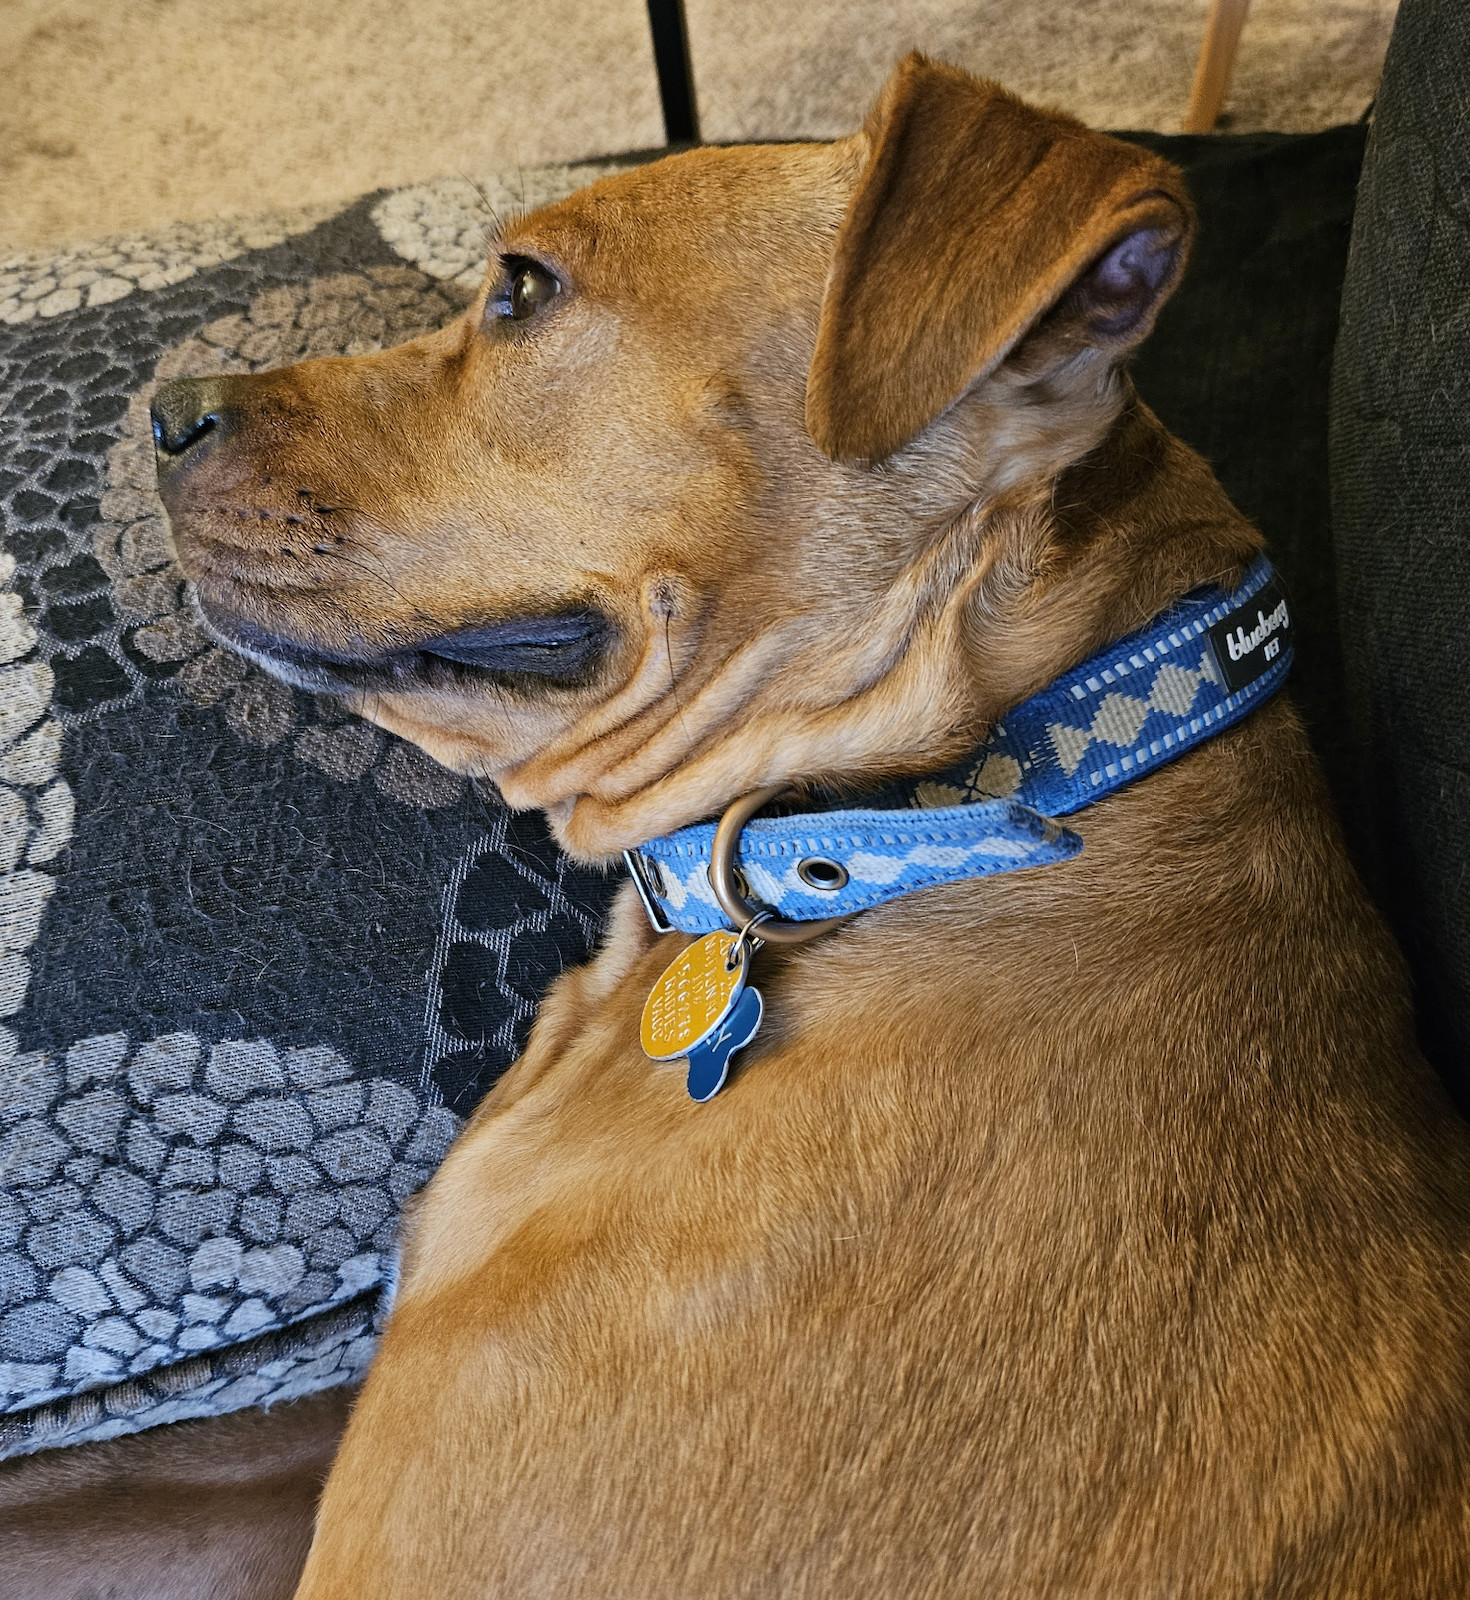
[641, 931, 744, 1061]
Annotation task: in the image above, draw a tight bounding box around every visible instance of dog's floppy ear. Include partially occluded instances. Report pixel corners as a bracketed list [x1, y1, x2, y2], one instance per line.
[807, 54, 1194, 463]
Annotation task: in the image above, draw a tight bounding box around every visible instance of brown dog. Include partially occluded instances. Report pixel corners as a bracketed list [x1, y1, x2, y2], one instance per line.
[0, 1388, 351, 1600]
[149, 55, 1470, 1598]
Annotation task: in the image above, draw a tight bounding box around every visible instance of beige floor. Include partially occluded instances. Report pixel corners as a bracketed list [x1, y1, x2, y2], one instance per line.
[0, 0, 664, 252]
[687, 0, 1398, 144]
[0, 0, 1398, 254]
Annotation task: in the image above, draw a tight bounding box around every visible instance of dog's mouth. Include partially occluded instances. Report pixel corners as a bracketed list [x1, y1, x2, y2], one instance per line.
[195, 589, 614, 696]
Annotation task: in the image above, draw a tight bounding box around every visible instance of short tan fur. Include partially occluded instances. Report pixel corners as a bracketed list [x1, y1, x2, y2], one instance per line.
[148, 56, 1470, 1599]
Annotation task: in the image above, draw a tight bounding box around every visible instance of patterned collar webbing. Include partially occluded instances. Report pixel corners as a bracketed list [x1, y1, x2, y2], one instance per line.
[627, 555, 1292, 936]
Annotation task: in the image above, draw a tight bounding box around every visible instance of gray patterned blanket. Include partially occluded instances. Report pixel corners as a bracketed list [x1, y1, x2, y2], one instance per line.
[0, 130, 1368, 1459]
[0, 164, 633, 1458]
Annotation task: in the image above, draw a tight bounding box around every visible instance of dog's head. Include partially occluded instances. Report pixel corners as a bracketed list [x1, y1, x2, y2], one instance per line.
[156, 55, 1196, 858]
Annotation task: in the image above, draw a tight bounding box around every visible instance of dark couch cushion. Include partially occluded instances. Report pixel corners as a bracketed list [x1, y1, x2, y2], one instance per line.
[1330, 0, 1470, 1109]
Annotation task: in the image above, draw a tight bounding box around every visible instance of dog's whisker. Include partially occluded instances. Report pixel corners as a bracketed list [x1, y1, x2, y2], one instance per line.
[661, 610, 695, 757]
[318, 546, 444, 637]
[457, 170, 504, 234]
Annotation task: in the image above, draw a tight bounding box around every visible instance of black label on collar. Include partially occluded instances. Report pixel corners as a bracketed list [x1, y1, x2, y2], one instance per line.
[1205, 574, 1292, 693]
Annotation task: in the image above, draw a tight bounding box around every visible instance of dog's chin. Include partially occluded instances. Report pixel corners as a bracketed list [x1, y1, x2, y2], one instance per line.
[191, 589, 616, 698]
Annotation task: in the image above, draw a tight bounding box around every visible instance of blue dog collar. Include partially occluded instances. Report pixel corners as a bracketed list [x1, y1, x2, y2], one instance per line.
[627, 555, 1292, 935]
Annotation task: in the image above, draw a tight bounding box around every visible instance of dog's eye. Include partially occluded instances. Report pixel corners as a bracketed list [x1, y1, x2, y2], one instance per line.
[505, 259, 561, 322]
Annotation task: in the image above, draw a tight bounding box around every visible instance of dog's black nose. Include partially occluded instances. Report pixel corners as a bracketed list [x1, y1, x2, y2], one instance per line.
[151, 376, 230, 467]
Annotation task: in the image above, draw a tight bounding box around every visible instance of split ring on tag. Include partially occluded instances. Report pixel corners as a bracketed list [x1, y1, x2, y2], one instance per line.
[725, 909, 772, 972]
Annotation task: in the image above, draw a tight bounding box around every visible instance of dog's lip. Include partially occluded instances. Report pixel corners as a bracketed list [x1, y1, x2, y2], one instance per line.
[195, 595, 612, 693]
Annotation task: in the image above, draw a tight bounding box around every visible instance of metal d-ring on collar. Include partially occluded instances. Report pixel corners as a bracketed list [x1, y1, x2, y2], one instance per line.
[708, 784, 850, 946]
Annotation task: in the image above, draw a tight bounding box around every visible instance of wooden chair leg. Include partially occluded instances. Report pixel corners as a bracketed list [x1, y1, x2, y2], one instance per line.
[1184, 0, 1253, 133]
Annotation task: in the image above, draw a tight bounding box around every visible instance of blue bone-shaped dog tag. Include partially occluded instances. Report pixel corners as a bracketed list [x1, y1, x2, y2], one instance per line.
[684, 985, 763, 1102]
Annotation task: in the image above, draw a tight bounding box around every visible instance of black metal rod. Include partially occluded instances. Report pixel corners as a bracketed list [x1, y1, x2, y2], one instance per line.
[646, 0, 700, 145]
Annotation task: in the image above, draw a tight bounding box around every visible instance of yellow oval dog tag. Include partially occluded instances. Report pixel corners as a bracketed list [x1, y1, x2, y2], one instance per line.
[641, 930, 746, 1062]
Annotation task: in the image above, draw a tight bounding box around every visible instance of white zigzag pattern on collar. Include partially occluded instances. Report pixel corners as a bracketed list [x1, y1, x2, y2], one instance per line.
[654, 828, 1055, 917]
[1046, 646, 1221, 776]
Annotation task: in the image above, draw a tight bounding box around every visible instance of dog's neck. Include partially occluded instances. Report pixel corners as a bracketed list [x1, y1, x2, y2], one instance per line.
[625, 551, 1290, 943]
[500, 396, 1261, 861]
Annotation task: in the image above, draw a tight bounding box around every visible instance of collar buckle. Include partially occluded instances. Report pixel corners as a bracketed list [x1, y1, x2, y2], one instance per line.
[623, 848, 674, 935]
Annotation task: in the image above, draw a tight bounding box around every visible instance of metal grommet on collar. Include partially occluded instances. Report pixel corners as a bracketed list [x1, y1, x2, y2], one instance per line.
[796, 856, 849, 892]
[709, 785, 848, 946]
